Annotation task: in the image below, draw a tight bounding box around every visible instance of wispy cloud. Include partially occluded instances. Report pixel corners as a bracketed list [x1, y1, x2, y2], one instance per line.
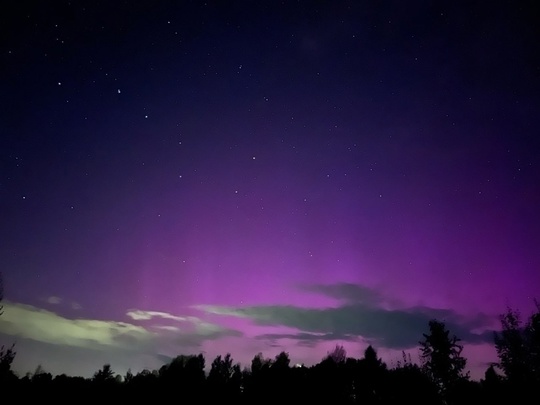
[46, 296, 62, 305]
[126, 309, 187, 322]
[125, 308, 243, 345]
[44, 296, 82, 310]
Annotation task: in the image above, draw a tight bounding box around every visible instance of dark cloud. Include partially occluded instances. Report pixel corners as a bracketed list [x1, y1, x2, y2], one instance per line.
[200, 283, 496, 349]
[256, 331, 359, 348]
[172, 327, 243, 347]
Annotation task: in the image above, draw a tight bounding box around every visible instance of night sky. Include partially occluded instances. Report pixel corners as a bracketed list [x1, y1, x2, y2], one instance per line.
[1, 1, 539, 380]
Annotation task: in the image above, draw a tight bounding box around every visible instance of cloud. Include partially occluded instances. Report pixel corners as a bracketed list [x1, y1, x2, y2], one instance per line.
[192, 319, 241, 337]
[0, 301, 151, 350]
[126, 310, 187, 322]
[45, 296, 81, 310]
[71, 302, 82, 310]
[255, 331, 356, 348]
[156, 325, 181, 332]
[173, 326, 243, 347]
[197, 283, 496, 349]
[46, 296, 62, 305]
[0, 302, 243, 355]
[126, 309, 242, 339]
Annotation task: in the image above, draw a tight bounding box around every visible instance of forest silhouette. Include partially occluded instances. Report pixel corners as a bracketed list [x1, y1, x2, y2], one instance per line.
[1, 274, 539, 404]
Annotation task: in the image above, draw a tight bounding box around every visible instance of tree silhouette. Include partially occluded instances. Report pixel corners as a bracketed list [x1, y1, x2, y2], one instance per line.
[124, 368, 134, 384]
[93, 364, 116, 383]
[0, 344, 16, 382]
[311, 354, 350, 403]
[387, 352, 441, 405]
[31, 364, 53, 384]
[480, 364, 510, 402]
[243, 352, 272, 402]
[527, 308, 540, 385]
[272, 351, 290, 371]
[270, 351, 292, 400]
[207, 353, 242, 401]
[250, 352, 272, 375]
[363, 344, 385, 370]
[420, 319, 468, 403]
[494, 307, 528, 383]
[0, 272, 16, 383]
[494, 304, 540, 397]
[326, 344, 347, 364]
[355, 345, 388, 404]
[158, 353, 206, 398]
[0, 272, 3, 316]
[90, 363, 121, 401]
[125, 368, 158, 400]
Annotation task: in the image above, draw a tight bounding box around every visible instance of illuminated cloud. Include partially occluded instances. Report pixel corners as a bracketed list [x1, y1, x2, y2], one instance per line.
[0, 302, 242, 357]
[0, 301, 151, 350]
[126, 309, 187, 322]
[125, 309, 243, 342]
[155, 325, 181, 332]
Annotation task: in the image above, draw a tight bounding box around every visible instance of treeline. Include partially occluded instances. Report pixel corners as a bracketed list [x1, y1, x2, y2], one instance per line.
[1, 306, 539, 404]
